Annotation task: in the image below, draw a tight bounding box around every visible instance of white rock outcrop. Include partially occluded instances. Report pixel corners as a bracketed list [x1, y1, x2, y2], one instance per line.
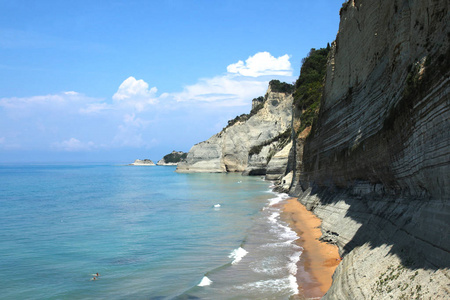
[129, 159, 155, 166]
[176, 85, 293, 174]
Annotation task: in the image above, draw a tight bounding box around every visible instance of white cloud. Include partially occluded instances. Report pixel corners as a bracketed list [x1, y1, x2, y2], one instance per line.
[172, 75, 268, 106]
[112, 76, 158, 111]
[0, 52, 294, 156]
[227, 52, 292, 77]
[0, 92, 103, 121]
[168, 51, 293, 107]
[0, 94, 65, 109]
[52, 138, 95, 152]
[79, 102, 110, 114]
[123, 113, 150, 128]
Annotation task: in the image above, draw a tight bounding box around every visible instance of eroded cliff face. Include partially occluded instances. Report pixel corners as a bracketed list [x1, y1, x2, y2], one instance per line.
[291, 0, 450, 298]
[176, 85, 292, 176]
[299, 0, 449, 199]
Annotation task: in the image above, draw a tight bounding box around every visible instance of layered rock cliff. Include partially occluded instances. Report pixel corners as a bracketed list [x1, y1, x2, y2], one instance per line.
[290, 0, 450, 298]
[176, 81, 293, 178]
[174, 0, 449, 298]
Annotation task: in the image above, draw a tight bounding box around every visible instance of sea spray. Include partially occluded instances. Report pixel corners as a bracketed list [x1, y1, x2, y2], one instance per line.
[268, 192, 290, 206]
[229, 247, 248, 265]
[198, 276, 212, 287]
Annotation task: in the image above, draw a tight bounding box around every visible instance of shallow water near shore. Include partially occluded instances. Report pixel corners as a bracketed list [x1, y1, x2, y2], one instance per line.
[0, 163, 305, 299]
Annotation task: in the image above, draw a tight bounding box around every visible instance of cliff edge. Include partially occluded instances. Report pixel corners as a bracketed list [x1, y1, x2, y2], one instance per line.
[290, 0, 450, 298]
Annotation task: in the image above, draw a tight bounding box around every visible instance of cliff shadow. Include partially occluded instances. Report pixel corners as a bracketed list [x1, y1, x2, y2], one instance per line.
[297, 186, 450, 271]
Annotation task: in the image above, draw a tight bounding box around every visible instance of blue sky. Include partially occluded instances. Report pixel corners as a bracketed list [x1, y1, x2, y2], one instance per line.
[0, 0, 342, 163]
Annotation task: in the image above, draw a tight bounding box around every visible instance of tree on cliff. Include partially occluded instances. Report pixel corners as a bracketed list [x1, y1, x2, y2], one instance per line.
[293, 46, 330, 133]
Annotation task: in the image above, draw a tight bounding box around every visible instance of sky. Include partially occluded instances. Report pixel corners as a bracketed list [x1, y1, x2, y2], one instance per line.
[0, 0, 343, 163]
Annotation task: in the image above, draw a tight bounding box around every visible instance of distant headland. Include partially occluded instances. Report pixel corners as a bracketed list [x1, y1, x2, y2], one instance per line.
[129, 151, 187, 166]
[129, 159, 155, 166]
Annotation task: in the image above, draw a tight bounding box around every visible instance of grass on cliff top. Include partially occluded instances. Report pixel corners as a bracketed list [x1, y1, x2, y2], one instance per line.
[294, 45, 331, 134]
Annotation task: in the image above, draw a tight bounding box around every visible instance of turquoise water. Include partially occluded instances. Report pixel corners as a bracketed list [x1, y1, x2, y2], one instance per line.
[0, 164, 304, 299]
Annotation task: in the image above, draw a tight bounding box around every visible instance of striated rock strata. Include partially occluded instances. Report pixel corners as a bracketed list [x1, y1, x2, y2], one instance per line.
[176, 83, 293, 175]
[172, 0, 449, 298]
[289, 0, 450, 299]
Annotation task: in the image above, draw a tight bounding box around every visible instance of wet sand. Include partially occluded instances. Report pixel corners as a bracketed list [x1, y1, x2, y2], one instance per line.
[281, 198, 340, 298]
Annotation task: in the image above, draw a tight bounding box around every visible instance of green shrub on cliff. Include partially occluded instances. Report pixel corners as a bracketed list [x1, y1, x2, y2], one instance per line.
[269, 80, 294, 94]
[294, 45, 331, 133]
[163, 151, 187, 163]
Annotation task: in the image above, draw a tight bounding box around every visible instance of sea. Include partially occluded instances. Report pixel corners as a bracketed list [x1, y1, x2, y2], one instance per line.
[0, 163, 308, 299]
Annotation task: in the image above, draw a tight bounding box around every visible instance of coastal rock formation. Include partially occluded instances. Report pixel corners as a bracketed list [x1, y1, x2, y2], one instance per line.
[156, 151, 187, 166]
[299, 0, 450, 200]
[289, 0, 450, 298]
[265, 141, 292, 181]
[130, 159, 155, 166]
[297, 189, 450, 299]
[176, 82, 293, 174]
[174, 0, 449, 298]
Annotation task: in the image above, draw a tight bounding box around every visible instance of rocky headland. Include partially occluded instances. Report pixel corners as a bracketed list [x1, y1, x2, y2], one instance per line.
[176, 80, 293, 177]
[176, 0, 450, 298]
[157, 151, 187, 166]
[129, 159, 155, 166]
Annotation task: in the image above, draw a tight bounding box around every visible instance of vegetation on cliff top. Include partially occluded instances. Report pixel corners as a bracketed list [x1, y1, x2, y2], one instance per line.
[269, 80, 294, 94]
[294, 45, 331, 134]
[162, 151, 187, 163]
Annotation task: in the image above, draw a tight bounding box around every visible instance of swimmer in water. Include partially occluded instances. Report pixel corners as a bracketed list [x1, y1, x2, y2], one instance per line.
[96, 273, 100, 277]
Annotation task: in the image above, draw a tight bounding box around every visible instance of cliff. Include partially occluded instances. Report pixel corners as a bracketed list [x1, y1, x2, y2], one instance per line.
[290, 0, 450, 298]
[173, 0, 450, 298]
[176, 81, 293, 179]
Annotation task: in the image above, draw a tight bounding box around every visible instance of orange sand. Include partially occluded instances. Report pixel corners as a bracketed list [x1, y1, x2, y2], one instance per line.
[281, 198, 340, 298]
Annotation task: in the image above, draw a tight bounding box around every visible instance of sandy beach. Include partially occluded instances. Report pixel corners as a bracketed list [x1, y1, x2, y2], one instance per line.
[281, 198, 340, 298]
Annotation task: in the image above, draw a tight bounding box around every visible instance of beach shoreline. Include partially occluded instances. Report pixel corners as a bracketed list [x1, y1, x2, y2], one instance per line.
[281, 198, 340, 299]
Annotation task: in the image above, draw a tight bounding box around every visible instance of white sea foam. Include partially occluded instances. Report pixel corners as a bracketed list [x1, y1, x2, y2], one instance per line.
[229, 247, 248, 265]
[268, 193, 289, 206]
[278, 223, 299, 243]
[288, 274, 299, 295]
[250, 257, 285, 275]
[288, 251, 302, 275]
[268, 212, 280, 223]
[233, 275, 299, 295]
[198, 276, 212, 287]
[213, 204, 221, 208]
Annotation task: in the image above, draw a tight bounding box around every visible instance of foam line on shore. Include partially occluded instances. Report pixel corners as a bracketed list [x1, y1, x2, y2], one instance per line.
[281, 197, 341, 298]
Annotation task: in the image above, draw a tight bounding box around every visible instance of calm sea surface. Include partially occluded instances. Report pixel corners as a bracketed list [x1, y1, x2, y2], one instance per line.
[0, 164, 304, 299]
